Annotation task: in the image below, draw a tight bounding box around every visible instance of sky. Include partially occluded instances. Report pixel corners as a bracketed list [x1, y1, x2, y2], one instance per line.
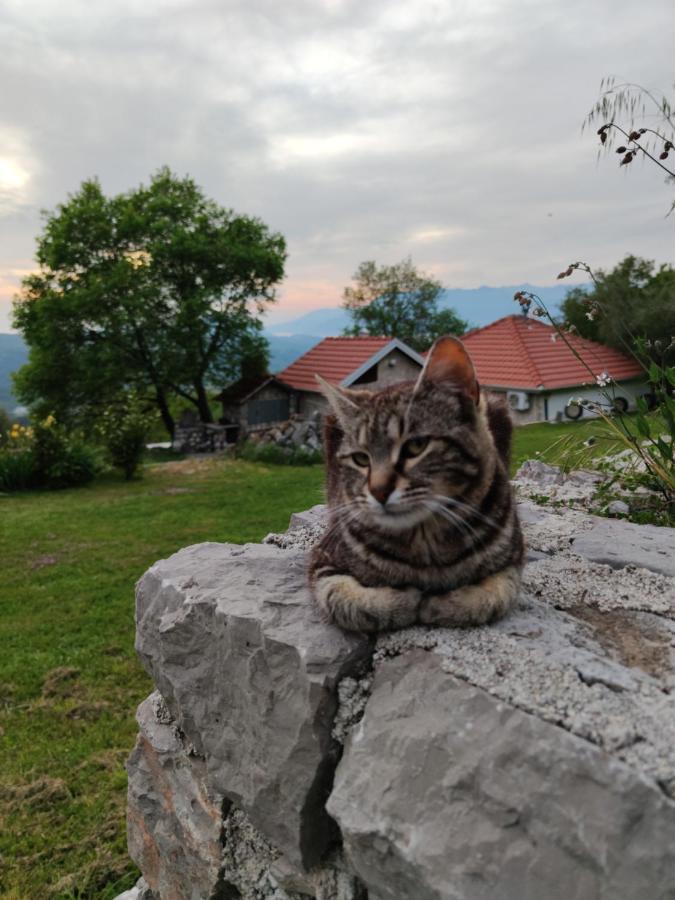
[0, 0, 673, 332]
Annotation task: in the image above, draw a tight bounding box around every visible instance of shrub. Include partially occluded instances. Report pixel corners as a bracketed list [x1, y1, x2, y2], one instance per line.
[0, 447, 35, 492]
[236, 440, 323, 466]
[0, 416, 98, 492]
[97, 395, 153, 480]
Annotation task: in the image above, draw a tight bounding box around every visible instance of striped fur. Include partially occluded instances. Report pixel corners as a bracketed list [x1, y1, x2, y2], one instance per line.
[309, 340, 524, 633]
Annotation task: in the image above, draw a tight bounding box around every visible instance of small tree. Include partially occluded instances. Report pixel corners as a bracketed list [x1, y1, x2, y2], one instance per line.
[0, 407, 11, 447]
[98, 393, 153, 480]
[560, 255, 675, 364]
[341, 258, 468, 352]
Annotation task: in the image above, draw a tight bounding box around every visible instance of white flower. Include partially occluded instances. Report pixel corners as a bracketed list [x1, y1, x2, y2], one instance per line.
[596, 372, 612, 387]
[585, 309, 597, 321]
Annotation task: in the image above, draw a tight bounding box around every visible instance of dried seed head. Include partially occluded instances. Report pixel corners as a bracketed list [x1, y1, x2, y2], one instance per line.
[616, 146, 627, 154]
[660, 151, 669, 160]
[628, 131, 641, 141]
[620, 152, 634, 166]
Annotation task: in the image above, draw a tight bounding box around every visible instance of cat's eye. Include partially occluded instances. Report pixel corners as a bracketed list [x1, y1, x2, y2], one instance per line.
[351, 451, 370, 468]
[401, 436, 430, 459]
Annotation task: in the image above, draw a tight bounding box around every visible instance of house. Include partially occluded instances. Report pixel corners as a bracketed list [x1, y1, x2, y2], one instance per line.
[220, 337, 424, 437]
[277, 336, 425, 417]
[461, 315, 646, 423]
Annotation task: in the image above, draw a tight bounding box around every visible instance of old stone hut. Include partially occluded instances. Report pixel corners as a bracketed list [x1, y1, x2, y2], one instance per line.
[218, 336, 424, 439]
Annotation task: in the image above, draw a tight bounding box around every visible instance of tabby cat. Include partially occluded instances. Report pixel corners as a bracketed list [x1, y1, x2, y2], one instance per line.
[309, 335, 524, 633]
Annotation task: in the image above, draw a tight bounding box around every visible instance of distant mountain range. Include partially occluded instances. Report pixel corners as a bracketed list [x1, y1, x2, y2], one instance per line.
[0, 283, 580, 412]
[0, 333, 26, 412]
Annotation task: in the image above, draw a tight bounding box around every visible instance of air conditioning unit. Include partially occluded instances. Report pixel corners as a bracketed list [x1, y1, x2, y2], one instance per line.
[507, 390, 531, 412]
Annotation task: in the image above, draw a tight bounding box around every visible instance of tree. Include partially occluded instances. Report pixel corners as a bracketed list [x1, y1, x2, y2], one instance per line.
[13, 168, 286, 436]
[560, 255, 675, 364]
[341, 258, 468, 352]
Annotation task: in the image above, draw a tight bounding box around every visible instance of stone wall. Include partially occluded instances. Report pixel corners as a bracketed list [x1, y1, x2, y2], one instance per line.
[122, 495, 675, 900]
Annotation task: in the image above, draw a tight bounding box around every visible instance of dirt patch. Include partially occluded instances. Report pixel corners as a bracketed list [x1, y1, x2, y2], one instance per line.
[29, 554, 59, 570]
[0, 775, 71, 811]
[565, 604, 673, 679]
[41, 667, 80, 699]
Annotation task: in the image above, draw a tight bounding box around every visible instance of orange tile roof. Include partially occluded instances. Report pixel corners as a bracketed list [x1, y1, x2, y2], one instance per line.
[461, 315, 644, 390]
[277, 336, 393, 392]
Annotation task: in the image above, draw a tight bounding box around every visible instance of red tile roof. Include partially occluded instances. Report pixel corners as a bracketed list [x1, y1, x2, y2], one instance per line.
[277, 336, 393, 392]
[461, 315, 644, 390]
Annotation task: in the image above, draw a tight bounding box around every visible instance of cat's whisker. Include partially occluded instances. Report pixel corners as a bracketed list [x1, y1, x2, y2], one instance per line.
[432, 493, 498, 530]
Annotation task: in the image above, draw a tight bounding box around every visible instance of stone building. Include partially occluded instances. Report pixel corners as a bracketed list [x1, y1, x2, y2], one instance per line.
[217, 337, 425, 439]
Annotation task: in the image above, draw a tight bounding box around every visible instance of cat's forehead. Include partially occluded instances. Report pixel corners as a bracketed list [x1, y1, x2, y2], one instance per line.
[348, 382, 473, 443]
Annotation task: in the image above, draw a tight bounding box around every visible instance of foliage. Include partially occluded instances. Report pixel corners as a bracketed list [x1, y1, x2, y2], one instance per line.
[560, 255, 675, 363]
[0, 457, 324, 896]
[97, 393, 154, 480]
[236, 439, 323, 466]
[0, 405, 12, 447]
[0, 416, 98, 492]
[583, 77, 675, 214]
[516, 271, 674, 521]
[341, 257, 468, 351]
[13, 168, 286, 437]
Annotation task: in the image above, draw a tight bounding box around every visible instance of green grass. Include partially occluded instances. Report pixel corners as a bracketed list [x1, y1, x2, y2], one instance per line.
[510, 417, 622, 472]
[0, 457, 324, 898]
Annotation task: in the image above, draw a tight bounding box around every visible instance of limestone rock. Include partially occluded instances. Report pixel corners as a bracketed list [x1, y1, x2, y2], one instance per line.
[134, 541, 371, 869]
[329, 651, 675, 900]
[126, 694, 229, 899]
[571, 516, 675, 576]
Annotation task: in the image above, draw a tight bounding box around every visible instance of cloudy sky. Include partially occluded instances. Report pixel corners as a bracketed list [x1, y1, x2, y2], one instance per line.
[0, 0, 673, 332]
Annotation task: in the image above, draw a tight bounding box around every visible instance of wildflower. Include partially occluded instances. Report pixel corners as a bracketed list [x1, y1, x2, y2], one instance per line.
[43, 414, 56, 428]
[596, 372, 612, 388]
[585, 309, 597, 322]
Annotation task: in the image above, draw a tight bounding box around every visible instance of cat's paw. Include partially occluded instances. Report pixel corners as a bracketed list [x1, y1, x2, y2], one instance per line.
[419, 566, 521, 628]
[313, 573, 421, 633]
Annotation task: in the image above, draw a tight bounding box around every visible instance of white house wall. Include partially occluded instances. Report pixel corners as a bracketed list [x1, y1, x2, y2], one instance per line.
[546, 378, 646, 422]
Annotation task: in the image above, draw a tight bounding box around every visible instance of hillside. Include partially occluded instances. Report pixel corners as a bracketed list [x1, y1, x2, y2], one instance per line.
[0, 333, 26, 412]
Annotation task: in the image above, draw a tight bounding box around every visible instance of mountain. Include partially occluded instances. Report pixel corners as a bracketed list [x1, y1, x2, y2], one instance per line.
[265, 334, 320, 371]
[0, 333, 27, 413]
[265, 307, 351, 337]
[264, 283, 582, 338]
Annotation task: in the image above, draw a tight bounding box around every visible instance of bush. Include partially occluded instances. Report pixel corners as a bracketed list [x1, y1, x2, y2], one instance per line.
[0, 448, 35, 492]
[236, 440, 323, 466]
[0, 416, 98, 492]
[97, 395, 153, 480]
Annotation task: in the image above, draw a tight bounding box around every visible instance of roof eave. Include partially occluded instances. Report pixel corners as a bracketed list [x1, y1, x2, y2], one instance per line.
[340, 339, 424, 387]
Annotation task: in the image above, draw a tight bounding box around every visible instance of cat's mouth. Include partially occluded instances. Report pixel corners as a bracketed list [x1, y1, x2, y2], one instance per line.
[368, 503, 431, 532]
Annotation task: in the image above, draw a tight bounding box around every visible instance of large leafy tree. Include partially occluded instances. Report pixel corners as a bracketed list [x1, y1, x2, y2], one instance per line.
[13, 168, 286, 436]
[560, 255, 675, 363]
[341, 258, 468, 352]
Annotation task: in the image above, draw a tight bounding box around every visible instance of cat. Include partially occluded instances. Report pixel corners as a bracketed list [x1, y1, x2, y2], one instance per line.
[308, 335, 524, 633]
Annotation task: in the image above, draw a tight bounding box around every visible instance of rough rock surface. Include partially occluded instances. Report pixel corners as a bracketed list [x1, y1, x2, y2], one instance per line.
[135, 540, 370, 869]
[124, 483, 675, 899]
[330, 652, 675, 900]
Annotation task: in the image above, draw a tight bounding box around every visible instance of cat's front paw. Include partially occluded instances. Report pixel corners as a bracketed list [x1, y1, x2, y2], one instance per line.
[313, 573, 421, 634]
[419, 566, 521, 628]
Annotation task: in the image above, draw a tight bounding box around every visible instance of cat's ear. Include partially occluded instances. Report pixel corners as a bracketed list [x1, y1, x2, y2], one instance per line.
[418, 335, 480, 404]
[315, 374, 363, 426]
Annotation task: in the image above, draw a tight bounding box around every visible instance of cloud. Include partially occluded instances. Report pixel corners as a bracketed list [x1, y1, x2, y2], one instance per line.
[0, 0, 673, 330]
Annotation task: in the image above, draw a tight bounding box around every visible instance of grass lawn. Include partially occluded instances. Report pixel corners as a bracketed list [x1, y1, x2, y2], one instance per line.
[0, 417, 635, 897]
[0, 458, 325, 899]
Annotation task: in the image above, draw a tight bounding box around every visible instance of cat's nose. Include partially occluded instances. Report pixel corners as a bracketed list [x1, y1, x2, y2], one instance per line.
[369, 477, 395, 506]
